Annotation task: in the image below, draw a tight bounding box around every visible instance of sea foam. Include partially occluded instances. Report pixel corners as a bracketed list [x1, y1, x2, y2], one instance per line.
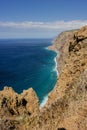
[40, 95, 48, 109]
[53, 54, 59, 76]
[40, 53, 59, 109]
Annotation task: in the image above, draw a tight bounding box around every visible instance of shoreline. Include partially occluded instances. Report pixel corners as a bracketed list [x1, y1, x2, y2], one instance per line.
[40, 95, 48, 108]
[48, 43, 59, 76]
[54, 53, 59, 76]
[40, 43, 59, 108]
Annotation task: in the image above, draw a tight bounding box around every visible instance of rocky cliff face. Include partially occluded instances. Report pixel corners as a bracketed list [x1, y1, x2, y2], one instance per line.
[0, 87, 39, 130]
[0, 26, 87, 130]
[28, 26, 87, 130]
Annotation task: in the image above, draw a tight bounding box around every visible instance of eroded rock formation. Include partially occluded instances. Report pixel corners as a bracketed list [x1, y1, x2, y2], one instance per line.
[0, 87, 39, 130]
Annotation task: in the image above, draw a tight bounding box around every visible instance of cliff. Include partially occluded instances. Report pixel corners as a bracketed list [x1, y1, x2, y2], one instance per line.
[0, 26, 87, 130]
[0, 87, 39, 130]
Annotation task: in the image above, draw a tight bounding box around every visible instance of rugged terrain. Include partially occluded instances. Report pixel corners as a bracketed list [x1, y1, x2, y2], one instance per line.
[0, 87, 39, 130]
[0, 26, 87, 130]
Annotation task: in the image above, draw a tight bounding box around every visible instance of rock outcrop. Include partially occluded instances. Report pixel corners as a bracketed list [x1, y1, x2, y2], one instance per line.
[0, 87, 39, 130]
[0, 26, 87, 130]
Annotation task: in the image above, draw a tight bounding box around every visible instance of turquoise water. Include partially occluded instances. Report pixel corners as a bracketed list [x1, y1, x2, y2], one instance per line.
[0, 39, 57, 104]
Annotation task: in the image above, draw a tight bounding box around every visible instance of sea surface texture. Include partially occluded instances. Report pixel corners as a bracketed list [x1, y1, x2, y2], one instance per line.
[0, 39, 57, 103]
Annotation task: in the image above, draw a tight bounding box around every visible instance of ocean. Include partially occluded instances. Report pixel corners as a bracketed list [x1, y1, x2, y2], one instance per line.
[0, 39, 58, 106]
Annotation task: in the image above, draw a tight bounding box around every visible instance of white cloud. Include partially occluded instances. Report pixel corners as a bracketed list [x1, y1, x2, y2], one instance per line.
[0, 20, 87, 38]
[0, 20, 87, 30]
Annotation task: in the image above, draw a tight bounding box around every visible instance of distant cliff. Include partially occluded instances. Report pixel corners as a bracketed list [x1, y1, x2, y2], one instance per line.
[0, 26, 87, 130]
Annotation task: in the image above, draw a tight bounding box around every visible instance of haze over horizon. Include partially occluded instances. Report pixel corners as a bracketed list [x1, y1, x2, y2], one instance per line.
[0, 0, 87, 38]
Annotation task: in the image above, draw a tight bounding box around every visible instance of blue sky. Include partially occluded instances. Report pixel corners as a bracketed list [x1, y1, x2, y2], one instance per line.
[0, 0, 87, 38]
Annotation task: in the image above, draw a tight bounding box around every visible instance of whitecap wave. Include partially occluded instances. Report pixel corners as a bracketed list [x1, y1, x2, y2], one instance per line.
[53, 54, 59, 76]
[40, 95, 48, 109]
[44, 46, 48, 50]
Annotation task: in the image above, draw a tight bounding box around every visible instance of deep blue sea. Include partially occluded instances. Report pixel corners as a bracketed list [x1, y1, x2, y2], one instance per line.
[0, 39, 57, 105]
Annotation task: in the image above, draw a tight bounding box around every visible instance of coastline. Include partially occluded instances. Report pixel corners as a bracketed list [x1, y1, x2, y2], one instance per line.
[53, 53, 59, 76]
[40, 95, 48, 108]
[40, 44, 59, 108]
[48, 43, 59, 76]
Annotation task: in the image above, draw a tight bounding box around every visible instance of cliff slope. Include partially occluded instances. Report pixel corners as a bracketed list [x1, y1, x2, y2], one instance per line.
[28, 26, 87, 130]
